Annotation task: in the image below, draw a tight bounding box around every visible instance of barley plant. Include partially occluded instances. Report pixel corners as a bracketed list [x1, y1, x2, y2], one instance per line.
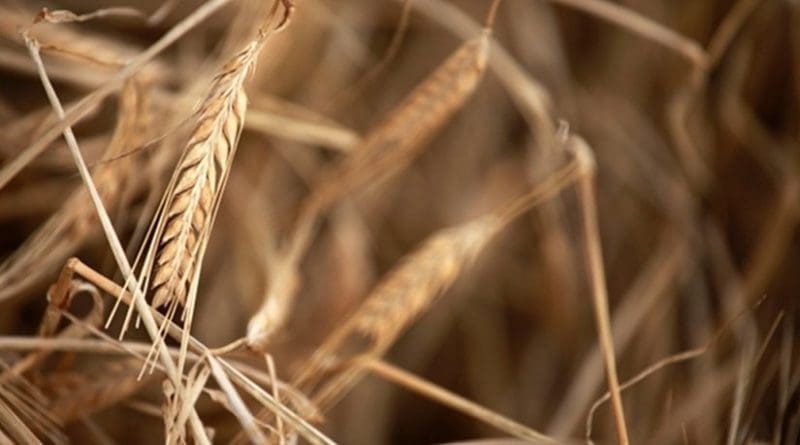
[0, 0, 797, 444]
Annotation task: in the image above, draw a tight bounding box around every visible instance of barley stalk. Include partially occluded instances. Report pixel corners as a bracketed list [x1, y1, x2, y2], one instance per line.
[311, 31, 491, 212]
[246, 23, 493, 349]
[294, 148, 585, 407]
[142, 1, 295, 324]
[146, 41, 258, 312]
[125, 13, 292, 398]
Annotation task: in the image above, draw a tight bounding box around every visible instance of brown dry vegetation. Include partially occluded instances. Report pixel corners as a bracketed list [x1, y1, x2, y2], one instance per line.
[0, 0, 798, 444]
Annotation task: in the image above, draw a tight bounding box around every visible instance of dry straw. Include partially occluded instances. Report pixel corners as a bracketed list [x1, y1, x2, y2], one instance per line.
[44, 358, 152, 423]
[1, 0, 792, 443]
[0, 79, 148, 302]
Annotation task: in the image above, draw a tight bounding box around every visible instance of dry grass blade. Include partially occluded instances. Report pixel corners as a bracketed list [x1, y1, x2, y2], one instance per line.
[648, 313, 784, 444]
[162, 360, 210, 445]
[0, 328, 318, 431]
[0, 276, 105, 387]
[0, 364, 66, 444]
[206, 354, 267, 444]
[726, 311, 784, 444]
[580, 257, 777, 441]
[56, 258, 317, 413]
[666, 0, 763, 191]
[245, 106, 360, 152]
[360, 357, 558, 444]
[0, 0, 233, 191]
[548, 232, 689, 436]
[545, 0, 706, 66]
[0, 398, 42, 445]
[573, 137, 629, 445]
[0, 5, 165, 82]
[0, 97, 99, 159]
[34, 6, 146, 24]
[222, 360, 335, 445]
[332, 0, 415, 108]
[265, 354, 288, 444]
[0, 79, 148, 303]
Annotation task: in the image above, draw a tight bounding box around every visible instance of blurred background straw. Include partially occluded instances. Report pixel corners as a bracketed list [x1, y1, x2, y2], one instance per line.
[0, 0, 798, 443]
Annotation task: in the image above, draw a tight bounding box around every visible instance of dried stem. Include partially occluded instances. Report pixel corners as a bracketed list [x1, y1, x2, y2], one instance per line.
[573, 138, 629, 445]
